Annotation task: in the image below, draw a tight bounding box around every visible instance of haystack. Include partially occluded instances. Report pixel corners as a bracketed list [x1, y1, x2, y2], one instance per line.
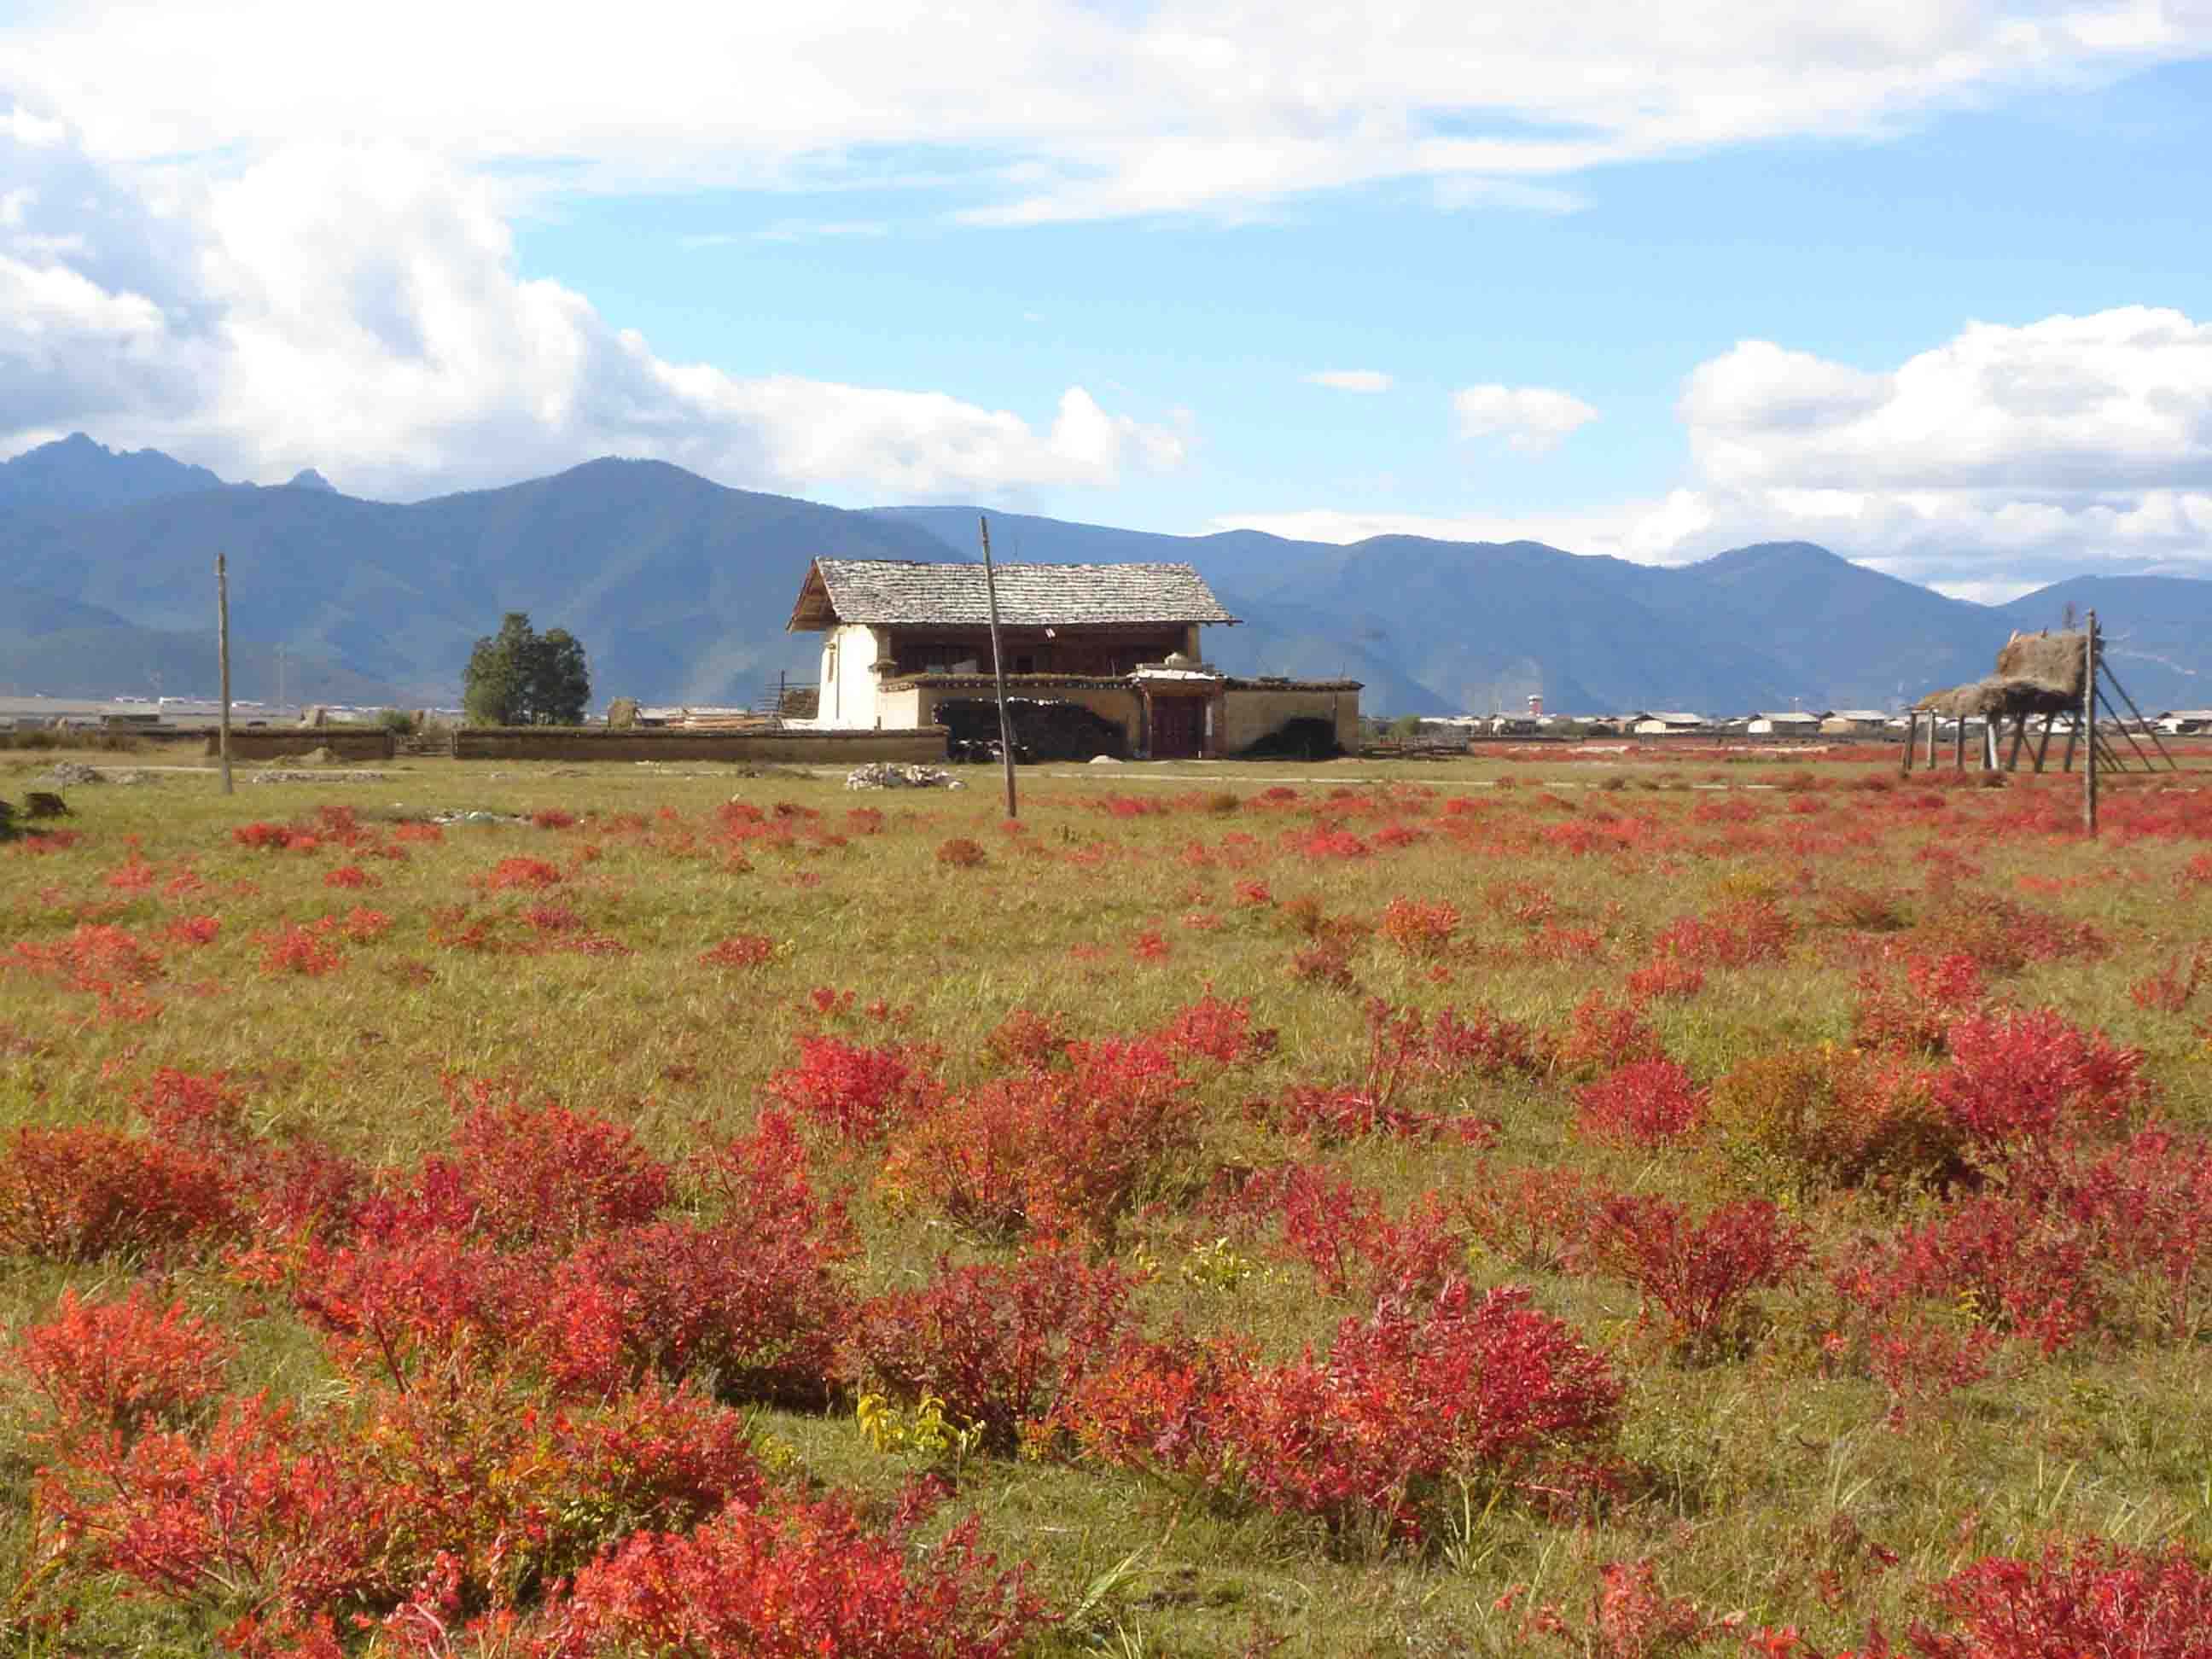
[1917, 630, 2086, 719]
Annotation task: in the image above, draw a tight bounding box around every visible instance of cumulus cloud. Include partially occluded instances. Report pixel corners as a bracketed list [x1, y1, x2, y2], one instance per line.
[1220, 306, 2212, 591]
[0, 124, 1186, 502]
[1452, 383, 1598, 454]
[1305, 370, 1392, 393]
[2, 1, 2203, 224]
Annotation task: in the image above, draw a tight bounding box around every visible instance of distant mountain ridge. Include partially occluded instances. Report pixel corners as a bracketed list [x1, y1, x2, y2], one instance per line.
[3, 433, 2206, 713]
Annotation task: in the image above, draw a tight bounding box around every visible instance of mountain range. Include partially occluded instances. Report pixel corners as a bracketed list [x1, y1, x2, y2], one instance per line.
[3, 434, 2207, 716]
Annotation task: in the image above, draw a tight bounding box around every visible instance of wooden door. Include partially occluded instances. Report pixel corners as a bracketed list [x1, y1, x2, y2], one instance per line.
[1152, 696, 1202, 759]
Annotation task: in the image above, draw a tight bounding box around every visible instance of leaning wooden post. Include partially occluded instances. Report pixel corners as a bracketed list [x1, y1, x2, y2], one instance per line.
[2005, 713, 2028, 771]
[2032, 713, 2055, 773]
[977, 515, 1018, 821]
[1953, 714, 1965, 772]
[1925, 710, 1936, 768]
[1901, 709, 1917, 775]
[215, 552, 234, 797]
[2083, 613, 2098, 835]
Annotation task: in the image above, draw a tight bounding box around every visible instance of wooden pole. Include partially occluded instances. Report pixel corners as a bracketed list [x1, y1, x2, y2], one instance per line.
[2005, 714, 2028, 772]
[1953, 715, 1965, 772]
[977, 515, 1017, 821]
[216, 552, 234, 797]
[1901, 709, 1916, 775]
[2083, 613, 2098, 835]
[2033, 713, 2055, 773]
[2098, 683, 2157, 773]
[1982, 720, 1998, 771]
[2098, 658, 2180, 771]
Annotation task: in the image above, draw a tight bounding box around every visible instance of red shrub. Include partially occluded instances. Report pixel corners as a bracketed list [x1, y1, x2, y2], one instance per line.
[0, 1126, 237, 1260]
[936, 837, 987, 869]
[260, 923, 343, 978]
[484, 856, 564, 891]
[323, 864, 375, 889]
[1380, 897, 1461, 957]
[843, 1251, 1135, 1449]
[1851, 951, 1987, 1055]
[1839, 1194, 2101, 1354]
[391, 822, 444, 845]
[765, 1036, 945, 1142]
[162, 915, 222, 947]
[532, 808, 579, 830]
[1560, 993, 1664, 1075]
[549, 1495, 1050, 1659]
[2129, 951, 2204, 1014]
[700, 934, 776, 969]
[12, 1286, 233, 1447]
[1460, 1163, 1610, 1275]
[537, 1218, 850, 1406]
[1628, 948, 1706, 1002]
[879, 1040, 1198, 1245]
[1586, 1196, 1808, 1353]
[1913, 1540, 2212, 1659]
[1062, 1282, 1621, 1541]
[1650, 897, 1793, 968]
[1153, 989, 1278, 1066]
[982, 1006, 1069, 1072]
[2064, 1129, 2212, 1342]
[1575, 1058, 1705, 1147]
[1933, 1006, 2146, 1151]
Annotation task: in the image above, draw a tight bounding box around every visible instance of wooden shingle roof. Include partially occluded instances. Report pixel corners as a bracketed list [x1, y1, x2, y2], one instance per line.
[789, 558, 1239, 632]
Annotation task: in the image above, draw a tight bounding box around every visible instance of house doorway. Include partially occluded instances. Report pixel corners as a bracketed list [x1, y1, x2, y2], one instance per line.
[1151, 695, 1203, 760]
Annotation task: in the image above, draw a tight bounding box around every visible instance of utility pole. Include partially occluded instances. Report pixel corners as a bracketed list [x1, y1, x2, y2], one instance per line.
[979, 515, 1018, 820]
[216, 553, 234, 796]
[2083, 611, 2098, 836]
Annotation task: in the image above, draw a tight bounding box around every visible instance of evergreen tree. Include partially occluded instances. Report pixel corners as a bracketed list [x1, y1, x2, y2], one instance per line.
[463, 613, 591, 725]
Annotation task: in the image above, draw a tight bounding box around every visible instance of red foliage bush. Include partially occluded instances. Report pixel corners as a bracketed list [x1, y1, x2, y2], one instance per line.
[1559, 993, 1664, 1075]
[1624, 956, 1705, 1004]
[483, 856, 564, 891]
[547, 1495, 1050, 1659]
[1575, 1058, 1705, 1147]
[1152, 989, 1278, 1066]
[765, 1035, 946, 1142]
[1586, 1196, 1809, 1353]
[1460, 1163, 1610, 1275]
[12, 1286, 233, 1447]
[982, 1006, 1069, 1072]
[1379, 897, 1461, 957]
[1650, 897, 1794, 968]
[1062, 1282, 1622, 1541]
[260, 923, 344, 977]
[0, 1126, 237, 1260]
[1838, 1193, 2101, 1354]
[843, 1251, 1135, 1448]
[699, 934, 777, 969]
[878, 1040, 1198, 1245]
[1932, 1006, 2146, 1151]
[1912, 1539, 2212, 1659]
[936, 837, 987, 869]
[1851, 952, 1987, 1055]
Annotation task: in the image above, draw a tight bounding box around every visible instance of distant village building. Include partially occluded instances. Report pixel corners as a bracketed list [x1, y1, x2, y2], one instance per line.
[1745, 711, 1825, 736]
[1821, 710, 1889, 735]
[2156, 710, 2212, 735]
[1631, 711, 1707, 735]
[785, 558, 1359, 760]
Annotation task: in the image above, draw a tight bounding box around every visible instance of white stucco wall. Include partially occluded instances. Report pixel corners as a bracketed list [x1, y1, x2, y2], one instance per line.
[817, 625, 885, 728]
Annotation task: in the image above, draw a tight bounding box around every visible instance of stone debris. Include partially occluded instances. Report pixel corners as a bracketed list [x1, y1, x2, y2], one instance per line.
[428, 808, 529, 825]
[249, 769, 392, 784]
[844, 763, 964, 790]
[44, 763, 105, 786]
[1087, 754, 1122, 765]
[108, 770, 161, 786]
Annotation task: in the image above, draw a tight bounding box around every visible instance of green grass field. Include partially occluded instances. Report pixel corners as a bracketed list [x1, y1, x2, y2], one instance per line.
[3, 742, 2209, 1656]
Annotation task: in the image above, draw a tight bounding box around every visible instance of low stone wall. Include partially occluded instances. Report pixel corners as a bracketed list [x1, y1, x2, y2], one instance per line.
[446, 726, 948, 763]
[205, 728, 399, 761]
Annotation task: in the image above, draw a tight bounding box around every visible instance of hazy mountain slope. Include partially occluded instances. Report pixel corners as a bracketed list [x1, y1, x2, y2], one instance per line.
[8, 434, 2212, 714]
[0, 433, 227, 516]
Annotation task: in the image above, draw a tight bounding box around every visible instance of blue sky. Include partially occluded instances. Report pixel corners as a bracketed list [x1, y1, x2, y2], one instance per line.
[3, 3, 2209, 598]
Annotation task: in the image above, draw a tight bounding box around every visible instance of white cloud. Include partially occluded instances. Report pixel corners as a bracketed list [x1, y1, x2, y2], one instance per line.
[1305, 370, 1392, 393]
[1452, 383, 1598, 453]
[1220, 306, 2212, 590]
[0, 128, 1187, 502]
[2, 2, 2203, 224]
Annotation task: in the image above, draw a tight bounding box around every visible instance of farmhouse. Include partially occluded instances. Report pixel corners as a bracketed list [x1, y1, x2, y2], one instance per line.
[786, 557, 1360, 760]
[1744, 711, 1825, 736]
